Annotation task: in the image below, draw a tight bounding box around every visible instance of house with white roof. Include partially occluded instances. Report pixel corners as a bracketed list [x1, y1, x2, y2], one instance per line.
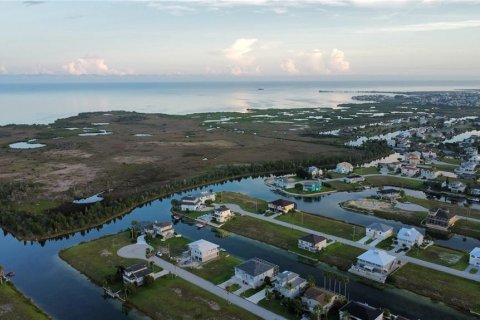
[336, 162, 353, 174]
[272, 177, 296, 189]
[448, 181, 466, 193]
[366, 223, 393, 240]
[187, 239, 220, 263]
[273, 271, 307, 298]
[397, 227, 424, 247]
[348, 250, 397, 283]
[455, 161, 477, 175]
[470, 247, 480, 266]
[199, 191, 216, 203]
[213, 205, 233, 223]
[180, 195, 202, 211]
[234, 258, 279, 288]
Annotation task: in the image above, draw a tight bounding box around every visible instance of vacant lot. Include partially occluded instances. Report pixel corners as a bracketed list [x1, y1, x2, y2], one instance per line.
[365, 176, 425, 190]
[407, 245, 470, 270]
[217, 191, 268, 213]
[188, 252, 242, 285]
[0, 283, 49, 320]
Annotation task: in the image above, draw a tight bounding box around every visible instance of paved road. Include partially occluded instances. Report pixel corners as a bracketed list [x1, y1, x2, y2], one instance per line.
[220, 203, 480, 282]
[118, 243, 286, 320]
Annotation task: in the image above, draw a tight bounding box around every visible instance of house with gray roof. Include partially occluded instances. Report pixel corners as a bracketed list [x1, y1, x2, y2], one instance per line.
[234, 258, 279, 288]
[298, 234, 327, 252]
[339, 301, 384, 320]
[366, 223, 393, 240]
[273, 271, 307, 298]
[123, 263, 154, 286]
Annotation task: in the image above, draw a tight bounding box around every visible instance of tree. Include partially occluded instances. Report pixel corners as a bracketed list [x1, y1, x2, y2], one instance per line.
[313, 304, 325, 320]
[307, 275, 316, 288]
[264, 276, 272, 287]
[0, 264, 3, 285]
[143, 275, 155, 287]
[295, 183, 303, 191]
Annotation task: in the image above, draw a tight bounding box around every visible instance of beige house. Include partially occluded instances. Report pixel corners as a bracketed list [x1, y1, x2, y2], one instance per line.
[213, 205, 233, 223]
[301, 287, 337, 313]
[187, 239, 220, 263]
[268, 199, 296, 214]
[298, 234, 327, 252]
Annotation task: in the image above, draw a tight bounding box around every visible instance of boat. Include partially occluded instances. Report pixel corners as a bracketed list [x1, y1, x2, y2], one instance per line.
[196, 222, 206, 228]
[6, 271, 15, 277]
[172, 214, 181, 221]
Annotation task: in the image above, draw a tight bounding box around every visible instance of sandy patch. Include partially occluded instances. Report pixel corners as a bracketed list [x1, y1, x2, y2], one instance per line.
[100, 249, 112, 257]
[41, 163, 99, 193]
[113, 156, 158, 164]
[195, 297, 221, 311]
[172, 288, 183, 297]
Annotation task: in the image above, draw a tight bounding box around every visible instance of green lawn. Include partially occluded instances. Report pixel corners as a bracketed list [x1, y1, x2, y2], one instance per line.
[317, 242, 365, 271]
[365, 176, 425, 190]
[353, 167, 379, 175]
[432, 163, 457, 173]
[277, 211, 366, 241]
[13, 199, 62, 215]
[452, 219, 480, 240]
[258, 298, 298, 320]
[285, 185, 335, 195]
[216, 191, 268, 213]
[407, 245, 470, 270]
[187, 252, 242, 284]
[327, 180, 362, 192]
[405, 195, 480, 220]
[375, 237, 395, 250]
[149, 236, 191, 257]
[439, 157, 461, 165]
[226, 283, 241, 292]
[389, 264, 480, 314]
[0, 282, 50, 320]
[240, 286, 264, 298]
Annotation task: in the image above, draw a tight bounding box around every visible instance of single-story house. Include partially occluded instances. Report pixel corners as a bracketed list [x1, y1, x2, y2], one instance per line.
[377, 189, 402, 201]
[426, 208, 458, 231]
[339, 301, 384, 320]
[180, 195, 202, 211]
[302, 286, 337, 313]
[187, 239, 220, 263]
[420, 167, 440, 180]
[123, 263, 154, 286]
[234, 258, 279, 288]
[366, 223, 394, 240]
[470, 247, 480, 266]
[268, 199, 296, 214]
[213, 205, 234, 223]
[298, 234, 327, 252]
[448, 181, 466, 193]
[397, 227, 424, 247]
[273, 271, 307, 298]
[401, 165, 419, 177]
[344, 174, 365, 184]
[349, 250, 397, 283]
[336, 162, 353, 174]
[303, 181, 321, 192]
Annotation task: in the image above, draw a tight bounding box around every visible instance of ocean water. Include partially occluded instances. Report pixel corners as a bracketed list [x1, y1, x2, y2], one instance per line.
[0, 80, 479, 125]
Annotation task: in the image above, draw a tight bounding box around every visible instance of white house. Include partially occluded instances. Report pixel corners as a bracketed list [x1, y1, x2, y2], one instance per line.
[213, 205, 234, 223]
[397, 227, 424, 247]
[298, 234, 327, 253]
[199, 191, 216, 203]
[273, 271, 307, 298]
[348, 250, 397, 283]
[136, 221, 175, 239]
[470, 247, 480, 266]
[471, 188, 480, 196]
[401, 165, 419, 177]
[180, 195, 202, 211]
[420, 167, 440, 180]
[336, 162, 353, 174]
[123, 263, 154, 286]
[344, 174, 365, 184]
[234, 258, 279, 288]
[339, 301, 383, 320]
[421, 149, 437, 160]
[272, 177, 296, 189]
[366, 223, 394, 240]
[306, 166, 323, 178]
[187, 239, 220, 263]
[302, 287, 337, 313]
[448, 181, 466, 193]
[455, 161, 477, 175]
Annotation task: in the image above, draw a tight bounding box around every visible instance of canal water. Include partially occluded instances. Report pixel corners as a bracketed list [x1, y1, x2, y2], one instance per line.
[0, 177, 478, 319]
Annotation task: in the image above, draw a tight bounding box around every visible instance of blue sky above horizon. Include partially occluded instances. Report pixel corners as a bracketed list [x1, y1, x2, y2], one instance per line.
[1, 0, 480, 80]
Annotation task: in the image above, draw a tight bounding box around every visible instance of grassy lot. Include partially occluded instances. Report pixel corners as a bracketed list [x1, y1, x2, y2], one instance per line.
[127, 276, 260, 320]
[327, 172, 347, 179]
[12, 199, 62, 215]
[285, 185, 335, 195]
[375, 237, 395, 250]
[432, 163, 457, 173]
[258, 298, 298, 320]
[317, 242, 365, 271]
[149, 236, 191, 257]
[226, 283, 241, 292]
[217, 192, 268, 214]
[59, 231, 143, 289]
[405, 195, 480, 220]
[353, 167, 379, 175]
[240, 286, 264, 298]
[365, 176, 425, 190]
[187, 252, 242, 284]
[0, 282, 50, 320]
[439, 157, 461, 165]
[277, 211, 365, 241]
[326, 180, 362, 192]
[452, 219, 480, 240]
[407, 245, 470, 270]
[389, 264, 480, 314]
[178, 209, 213, 219]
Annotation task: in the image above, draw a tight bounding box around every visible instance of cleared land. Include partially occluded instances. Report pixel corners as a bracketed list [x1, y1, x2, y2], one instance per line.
[406, 245, 470, 270]
[405, 195, 480, 220]
[0, 282, 49, 320]
[217, 191, 268, 213]
[187, 252, 242, 285]
[365, 176, 425, 190]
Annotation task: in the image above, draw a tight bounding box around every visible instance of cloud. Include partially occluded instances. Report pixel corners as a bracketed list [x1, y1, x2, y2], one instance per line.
[223, 38, 258, 65]
[282, 48, 350, 74]
[0, 65, 8, 75]
[272, 7, 288, 14]
[23, 1, 45, 6]
[370, 19, 480, 32]
[62, 57, 126, 75]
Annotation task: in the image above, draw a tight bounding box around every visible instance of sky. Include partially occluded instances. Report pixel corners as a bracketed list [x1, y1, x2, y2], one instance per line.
[1, 0, 480, 80]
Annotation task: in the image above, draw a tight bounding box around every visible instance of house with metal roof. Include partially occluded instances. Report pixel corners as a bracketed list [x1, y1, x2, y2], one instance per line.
[234, 258, 279, 288]
[349, 250, 397, 283]
[187, 239, 220, 263]
[397, 227, 424, 247]
[366, 223, 393, 240]
[122, 263, 154, 286]
[298, 234, 327, 252]
[180, 195, 202, 211]
[339, 301, 384, 320]
[273, 271, 307, 298]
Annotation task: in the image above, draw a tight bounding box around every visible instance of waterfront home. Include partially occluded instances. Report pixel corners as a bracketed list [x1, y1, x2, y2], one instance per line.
[336, 162, 353, 174]
[426, 208, 458, 231]
[420, 167, 440, 180]
[397, 228, 424, 247]
[339, 301, 384, 320]
[366, 223, 393, 240]
[123, 263, 154, 286]
[301, 286, 337, 313]
[234, 258, 279, 288]
[135, 221, 175, 239]
[180, 195, 202, 211]
[306, 166, 323, 178]
[303, 181, 322, 192]
[348, 250, 397, 283]
[272, 177, 296, 189]
[387, 161, 402, 172]
[344, 174, 365, 184]
[273, 271, 307, 298]
[470, 247, 480, 266]
[455, 161, 477, 175]
[213, 205, 233, 223]
[298, 234, 327, 252]
[401, 165, 419, 177]
[448, 180, 466, 193]
[405, 152, 421, 165]
[268, 199, 296, 214]
[187, 239, 220, 263]
[377, 189, 402, 201]
[199, 191, 216, 204]
[421, 149, 437, 160]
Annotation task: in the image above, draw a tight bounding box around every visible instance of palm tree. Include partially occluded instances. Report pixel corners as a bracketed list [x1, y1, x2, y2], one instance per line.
[307, 275, 316, 288]
[343, 276, 350, 297]
[313, 304, 325, 320]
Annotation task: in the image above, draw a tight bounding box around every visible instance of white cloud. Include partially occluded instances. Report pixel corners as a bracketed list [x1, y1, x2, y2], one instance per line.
[223, 38, 258, 65]
[282, 48, 350, 74]
[0, 65, 7, 74]
[272, 7, 288, 14]
[62, 57, 126, 76]
[371, 19, 480, 32]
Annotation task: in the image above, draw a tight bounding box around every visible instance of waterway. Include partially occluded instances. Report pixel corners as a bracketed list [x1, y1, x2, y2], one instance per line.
[0, 177, 478, 319]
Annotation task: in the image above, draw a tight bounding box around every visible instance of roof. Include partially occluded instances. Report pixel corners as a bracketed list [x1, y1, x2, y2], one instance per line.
[269, 199, 296, 207]
[428, 208, 456, 219]
[346, 174, 363, 179]
[124, 263, 148, 274]
[300, 234, 326, 245]
[235, 258, 278, 277]
[378, 188, 400, 195]
[303, 287, 335, 306]
[398, 227, 422, 242]
[357, 250, 396, 267]
[215, 205, 230, 212]
[339, 301, 383, 320]
[188, 239, 219, 252]
[181, 195, 201, 204]
[337, 162, 353, 168]
[471, 247, 480, 256]
[367, 223, 393, 233]
[276, 271, 306, 288]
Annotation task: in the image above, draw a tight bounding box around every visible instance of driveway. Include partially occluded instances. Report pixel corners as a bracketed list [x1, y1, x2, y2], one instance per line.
[246, 289, 266, 304]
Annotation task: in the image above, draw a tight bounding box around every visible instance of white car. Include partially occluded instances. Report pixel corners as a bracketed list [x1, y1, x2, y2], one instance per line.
[156, 251, 163, 257]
